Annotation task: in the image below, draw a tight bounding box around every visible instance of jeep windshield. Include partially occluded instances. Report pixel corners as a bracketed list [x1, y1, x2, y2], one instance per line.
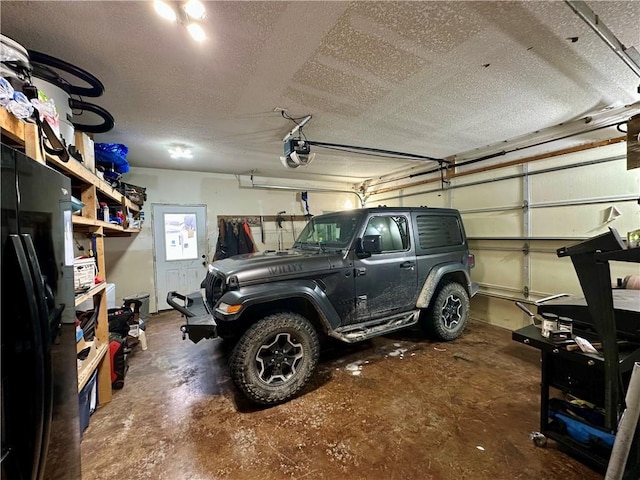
[292, 211, 364, 251]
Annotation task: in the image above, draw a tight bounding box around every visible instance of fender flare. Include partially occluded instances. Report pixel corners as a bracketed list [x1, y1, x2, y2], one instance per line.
[416, 264, 473, 309]
[216, 280, 341, 332]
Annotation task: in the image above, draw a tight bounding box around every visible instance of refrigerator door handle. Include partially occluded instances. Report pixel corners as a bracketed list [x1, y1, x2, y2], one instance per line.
[4, 235, 46, 480]
[20, 234, 55, 480]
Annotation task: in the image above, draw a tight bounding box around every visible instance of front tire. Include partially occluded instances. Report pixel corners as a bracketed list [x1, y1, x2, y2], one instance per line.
[229, 312, 320, 405]
[423, 281, 470, 341]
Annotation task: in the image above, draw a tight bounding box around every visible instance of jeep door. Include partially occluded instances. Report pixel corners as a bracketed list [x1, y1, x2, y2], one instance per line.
[353, 214, 417, 321]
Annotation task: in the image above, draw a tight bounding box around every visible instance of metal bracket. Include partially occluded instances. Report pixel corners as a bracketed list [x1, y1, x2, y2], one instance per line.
[565, 1, 640, 79]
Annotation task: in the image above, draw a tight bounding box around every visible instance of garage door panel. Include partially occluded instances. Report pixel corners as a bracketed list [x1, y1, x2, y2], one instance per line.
[462, 211, 522, 237]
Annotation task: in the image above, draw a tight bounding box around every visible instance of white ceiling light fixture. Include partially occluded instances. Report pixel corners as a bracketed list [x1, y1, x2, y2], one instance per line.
[153, 0, 177, 22]
[183, 0, 206, 20]
[186, 22, 206, 42]
[168, 145, 193, 159]
[153, 0, 207, 42]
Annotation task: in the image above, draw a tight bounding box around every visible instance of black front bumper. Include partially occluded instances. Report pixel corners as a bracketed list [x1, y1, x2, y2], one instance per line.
[167, 291, 217, 344]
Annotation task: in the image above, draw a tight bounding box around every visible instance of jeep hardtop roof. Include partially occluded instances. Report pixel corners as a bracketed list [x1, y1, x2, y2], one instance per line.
[338, 206, 461, 215]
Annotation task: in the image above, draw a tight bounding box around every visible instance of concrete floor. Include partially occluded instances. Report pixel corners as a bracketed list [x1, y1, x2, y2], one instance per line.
[81, 311, 603, 480]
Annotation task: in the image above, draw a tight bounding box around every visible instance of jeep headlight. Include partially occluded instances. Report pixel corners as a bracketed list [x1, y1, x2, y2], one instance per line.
[216, 302, 242, 315]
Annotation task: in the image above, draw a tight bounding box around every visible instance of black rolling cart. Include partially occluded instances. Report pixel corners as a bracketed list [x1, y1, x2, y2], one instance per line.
[512, 228, 640, 475]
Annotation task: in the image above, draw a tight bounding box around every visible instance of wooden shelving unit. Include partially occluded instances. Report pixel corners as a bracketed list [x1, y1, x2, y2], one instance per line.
[74, 281, 107, 308]
[1, 108, 141, 409]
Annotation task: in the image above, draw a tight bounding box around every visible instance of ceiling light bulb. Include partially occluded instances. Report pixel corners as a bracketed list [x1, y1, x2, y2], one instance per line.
[168, 146, 193, 159]
[186, 22, 206, 42]
[154, 0, 177, 21]
[183, 0, 206, 19]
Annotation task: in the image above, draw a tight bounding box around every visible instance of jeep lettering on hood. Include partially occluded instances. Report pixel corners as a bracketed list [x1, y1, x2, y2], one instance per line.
[211, 250, 344, 286]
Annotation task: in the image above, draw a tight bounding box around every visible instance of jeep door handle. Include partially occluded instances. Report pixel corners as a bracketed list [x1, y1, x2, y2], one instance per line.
[355, 268, 366, 277]
[400, 261, 415, 270]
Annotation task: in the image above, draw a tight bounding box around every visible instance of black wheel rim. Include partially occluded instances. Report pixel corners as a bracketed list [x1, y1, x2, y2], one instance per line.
[441, 294, 462, 329]
[255, 333, 304, 385]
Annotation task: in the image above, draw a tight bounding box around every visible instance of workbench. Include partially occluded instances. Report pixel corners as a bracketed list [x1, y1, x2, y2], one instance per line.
[512, 228, 640, 475]
[512, 324, 640, 471]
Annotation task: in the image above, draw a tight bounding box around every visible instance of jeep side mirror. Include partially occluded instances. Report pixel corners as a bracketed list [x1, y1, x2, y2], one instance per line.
[361, 235, 382, 255]
[355, 238, 370, 259]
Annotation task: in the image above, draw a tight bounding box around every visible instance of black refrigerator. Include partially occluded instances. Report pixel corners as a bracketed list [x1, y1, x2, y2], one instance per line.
[1, 143, 81, 479]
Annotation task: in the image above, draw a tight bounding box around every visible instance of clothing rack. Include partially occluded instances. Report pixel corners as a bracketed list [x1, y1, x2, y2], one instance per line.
[217, 214, 311, 225]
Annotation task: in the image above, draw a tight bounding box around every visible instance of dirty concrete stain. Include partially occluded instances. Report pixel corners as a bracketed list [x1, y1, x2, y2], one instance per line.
[81, 311, 603, 480]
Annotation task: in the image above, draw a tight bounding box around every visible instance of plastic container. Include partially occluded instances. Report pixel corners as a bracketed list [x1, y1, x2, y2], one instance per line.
[123, 292, 150, 322]
[78, 371, 98, 436]
[540, 313, 558, 338]
[73, 257, 96, 290]
[557, 316, 573, 334]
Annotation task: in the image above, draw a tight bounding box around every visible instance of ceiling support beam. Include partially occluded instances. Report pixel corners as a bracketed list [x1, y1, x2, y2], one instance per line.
[565, 0, 640, 80]
[367, 136, 625, 197]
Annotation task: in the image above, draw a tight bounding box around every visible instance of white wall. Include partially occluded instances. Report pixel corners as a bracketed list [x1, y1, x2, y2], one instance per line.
[367, 142, 640, 329]
[105, 167, 356, 312]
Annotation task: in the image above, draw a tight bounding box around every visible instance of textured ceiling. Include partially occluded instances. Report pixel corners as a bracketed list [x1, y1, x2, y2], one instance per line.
[1, 1, 639, 185]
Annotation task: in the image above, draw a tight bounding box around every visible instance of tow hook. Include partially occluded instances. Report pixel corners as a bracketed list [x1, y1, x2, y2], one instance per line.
[180, 325, 187, 340]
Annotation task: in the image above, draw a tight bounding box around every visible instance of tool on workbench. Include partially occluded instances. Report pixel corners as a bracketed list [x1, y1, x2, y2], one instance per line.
[515, 302, 567, 340]
[515, 302, 543, 326]
[566, 339, 630, 352]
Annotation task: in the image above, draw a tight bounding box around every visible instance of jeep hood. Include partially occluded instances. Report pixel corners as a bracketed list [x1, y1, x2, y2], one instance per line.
[210, 249, 345, 285]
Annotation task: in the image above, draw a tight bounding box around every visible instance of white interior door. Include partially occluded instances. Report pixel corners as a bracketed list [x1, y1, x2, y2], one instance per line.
[153, 204, 207, 310]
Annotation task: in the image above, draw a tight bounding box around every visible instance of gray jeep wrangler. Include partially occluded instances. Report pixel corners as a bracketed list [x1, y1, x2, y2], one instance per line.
[168, 207, 477, 405]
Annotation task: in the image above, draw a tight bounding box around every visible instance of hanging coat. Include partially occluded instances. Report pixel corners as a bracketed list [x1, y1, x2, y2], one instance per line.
[224, 220, 239, 258]
[213, 218, 228, 260]
[238, 222, 255, 254]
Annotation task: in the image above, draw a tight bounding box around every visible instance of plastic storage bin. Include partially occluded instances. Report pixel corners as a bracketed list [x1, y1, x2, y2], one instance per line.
[79, 370, 98, 436]
[74, 257, 96, 290]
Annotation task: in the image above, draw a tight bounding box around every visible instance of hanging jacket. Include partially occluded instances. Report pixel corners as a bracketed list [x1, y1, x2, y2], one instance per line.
[224, 220, 239, 258]
[213, 218, 228, 260]
[238, 222, 255, 254]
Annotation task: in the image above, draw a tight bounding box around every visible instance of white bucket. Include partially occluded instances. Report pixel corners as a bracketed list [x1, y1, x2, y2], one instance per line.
[31, 76, 75, 147]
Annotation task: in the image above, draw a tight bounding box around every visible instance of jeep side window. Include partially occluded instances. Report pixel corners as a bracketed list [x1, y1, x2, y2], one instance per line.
[416, 215, 463, 248]
[364, 215, 409, 253]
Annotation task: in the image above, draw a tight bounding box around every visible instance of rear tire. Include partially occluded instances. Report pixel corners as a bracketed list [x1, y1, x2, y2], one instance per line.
[423, 281, 470, 341]
[229, 312, 319, 405]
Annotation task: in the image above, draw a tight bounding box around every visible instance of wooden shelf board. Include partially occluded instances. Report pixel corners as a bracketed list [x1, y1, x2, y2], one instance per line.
[45, 153, 140, 211]
[107, 227, 141, 237]
[0, 108, 25, 143]
[75, 281, 106, 307]
[77, 341, 108, 392]
[2, 110, 141, 213]
[72, 215, 134, 234]
[72, 215, 103, 228]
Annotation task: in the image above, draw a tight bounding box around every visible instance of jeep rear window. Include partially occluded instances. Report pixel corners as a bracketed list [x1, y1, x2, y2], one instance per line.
[416, 215, 463, 248]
